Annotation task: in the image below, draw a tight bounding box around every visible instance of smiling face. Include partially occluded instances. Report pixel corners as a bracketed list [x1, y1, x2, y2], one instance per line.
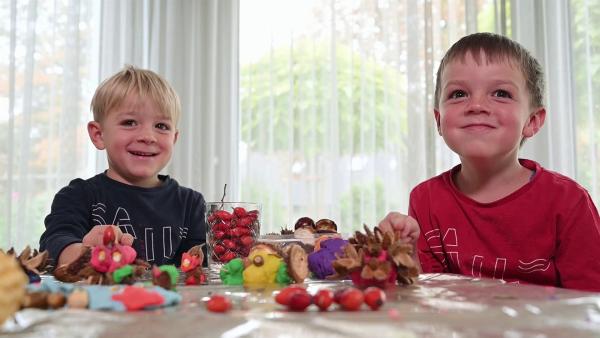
[435, 52, 545, 164]
[88, 93, 179, 187]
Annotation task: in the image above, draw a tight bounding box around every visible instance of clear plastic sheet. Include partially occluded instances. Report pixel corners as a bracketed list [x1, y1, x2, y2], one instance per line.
[3, 274, 600, 337]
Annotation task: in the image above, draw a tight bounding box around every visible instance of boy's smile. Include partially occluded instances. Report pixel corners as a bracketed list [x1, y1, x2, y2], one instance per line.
[88, 94, 179, 188]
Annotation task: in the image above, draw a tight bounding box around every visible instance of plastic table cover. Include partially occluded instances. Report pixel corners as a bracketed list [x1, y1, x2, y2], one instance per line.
[2, 273, 600, 338]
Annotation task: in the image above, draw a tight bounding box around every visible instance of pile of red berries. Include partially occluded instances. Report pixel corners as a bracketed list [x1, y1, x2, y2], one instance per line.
[274, 285, 386, 312]
[207, 206, 260, 263]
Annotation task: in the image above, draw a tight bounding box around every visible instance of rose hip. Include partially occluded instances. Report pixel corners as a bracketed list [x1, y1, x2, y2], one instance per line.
[363, 287, 386, 310]
[205, 294, 232, 313]
[338, 288, 364, 311]
[287, 291, 312, 311]
[275, 286, 307, 306]
[313, 289, 334, 311]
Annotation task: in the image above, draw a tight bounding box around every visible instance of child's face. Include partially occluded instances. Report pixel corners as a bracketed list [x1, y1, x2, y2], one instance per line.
[435, 52, 545, 163]
[87, 94, 179, 187]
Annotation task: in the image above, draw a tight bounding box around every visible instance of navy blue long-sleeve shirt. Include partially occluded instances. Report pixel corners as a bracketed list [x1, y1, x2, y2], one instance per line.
[40, 172, 206, 266]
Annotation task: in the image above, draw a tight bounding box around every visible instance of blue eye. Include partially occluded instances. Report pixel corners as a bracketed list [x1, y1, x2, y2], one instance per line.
[493, 89, 512, 98]
[121, 119, 136, 126]
[448, 90, 467, 99]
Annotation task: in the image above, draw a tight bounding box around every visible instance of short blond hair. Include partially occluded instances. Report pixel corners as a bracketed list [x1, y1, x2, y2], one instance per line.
[90, 65, 181, 125]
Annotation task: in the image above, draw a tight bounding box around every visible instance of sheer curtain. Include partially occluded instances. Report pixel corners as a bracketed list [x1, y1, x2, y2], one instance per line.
[240, 0, 599, 235]
[0, 0, 100, 249]
[239, 0, 503, 234]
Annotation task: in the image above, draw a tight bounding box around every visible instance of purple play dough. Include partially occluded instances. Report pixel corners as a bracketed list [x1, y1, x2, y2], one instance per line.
[307, 238, 348, 279]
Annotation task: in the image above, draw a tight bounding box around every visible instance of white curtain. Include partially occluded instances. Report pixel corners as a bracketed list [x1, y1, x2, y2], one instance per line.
[0, 0, 100, 250]
[239, 0, 502, 234]
[97, 0, 240, 203]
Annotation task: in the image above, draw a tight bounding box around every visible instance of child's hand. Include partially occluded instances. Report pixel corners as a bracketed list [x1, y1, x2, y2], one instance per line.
[377, 212, 420, 245]
[82, 225, 134, 247]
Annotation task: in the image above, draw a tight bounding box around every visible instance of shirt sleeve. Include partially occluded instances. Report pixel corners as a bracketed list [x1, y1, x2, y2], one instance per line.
[555, 191, 600, 292]
[39, 179, 92, 265]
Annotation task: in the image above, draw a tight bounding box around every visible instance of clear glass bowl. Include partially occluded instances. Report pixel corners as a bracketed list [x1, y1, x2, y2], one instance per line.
[205, 202, 261, 282]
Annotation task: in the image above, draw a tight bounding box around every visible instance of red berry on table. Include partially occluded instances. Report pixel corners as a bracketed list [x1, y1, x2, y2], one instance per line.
[275, 286, 307, 306]
[363, 287, 386, 310]
[287, 291, 312, 311]
[233, 207, 247, 217]
[205, 294, 232, 313]
[313, 289, 334, 311]
[333, 289, 346, 304]
[339, 288, 364, 311]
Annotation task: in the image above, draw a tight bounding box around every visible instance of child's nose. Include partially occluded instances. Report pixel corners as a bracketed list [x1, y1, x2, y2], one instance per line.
[137, 126, 157, 143]
[466, 94, 490, 114]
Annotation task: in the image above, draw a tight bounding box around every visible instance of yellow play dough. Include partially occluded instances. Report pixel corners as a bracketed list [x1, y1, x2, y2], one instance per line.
[243, 249, 283, 284]
[0, 251, 28, 324]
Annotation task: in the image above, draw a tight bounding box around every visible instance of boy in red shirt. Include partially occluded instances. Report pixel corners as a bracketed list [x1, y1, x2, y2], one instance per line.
[379, 32, 600, 292]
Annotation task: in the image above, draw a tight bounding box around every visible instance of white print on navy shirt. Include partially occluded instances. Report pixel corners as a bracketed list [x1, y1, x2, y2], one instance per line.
[91, 203, 188, 262]
[424, 227, 549, 281]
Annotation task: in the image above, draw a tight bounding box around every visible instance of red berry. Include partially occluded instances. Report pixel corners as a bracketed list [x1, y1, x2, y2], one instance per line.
[205, 294, 232, 313]
[212, 221, 229, 232]
[221, 251, 236, 262]
[339, 288, 364, 311]
[313, 289, 334, 311]
[233, 207, 247, 218]
[223, 239, 236, 250]
[103, 226, 116, 246]
[239, 217, 255, 228]
[246, 210, 259, 220]
[333, 289, 346, 304]
[287, 292, 312, 311]
[275, 286, 307, 306]
[363, 287, 386, 310]
[213, 230, 226, 240]
[213, 244, 226, 255]
[214, 210, 233, 221]
[240, 235, 254, 247]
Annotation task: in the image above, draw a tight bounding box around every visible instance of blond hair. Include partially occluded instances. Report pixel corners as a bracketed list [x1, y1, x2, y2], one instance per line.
[90, 65, 181, 125]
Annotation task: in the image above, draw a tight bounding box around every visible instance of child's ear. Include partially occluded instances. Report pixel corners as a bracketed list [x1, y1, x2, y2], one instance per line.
[173, 130, 179, 144]
[87, 121, 106, 150]
[522, 107, 546, 138]
[434, 109, 442, 135]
